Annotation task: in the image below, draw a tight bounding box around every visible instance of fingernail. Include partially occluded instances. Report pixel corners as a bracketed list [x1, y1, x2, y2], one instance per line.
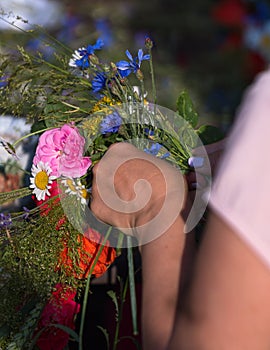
[188, 156, 204, 168]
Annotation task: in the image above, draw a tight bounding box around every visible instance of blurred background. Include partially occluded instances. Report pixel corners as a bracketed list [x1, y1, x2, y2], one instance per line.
[2, 0, 270, 127]
[1, 1, 270, 348]
[2, 0, 270, 195]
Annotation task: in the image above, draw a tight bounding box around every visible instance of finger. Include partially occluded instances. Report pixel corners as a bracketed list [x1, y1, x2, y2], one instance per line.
[186, 171, 209, 191]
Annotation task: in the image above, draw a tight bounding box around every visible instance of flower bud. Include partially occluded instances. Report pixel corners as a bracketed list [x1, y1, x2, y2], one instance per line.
[110, 62, 117, 72]
[89, 54, 99, 66]
[103, 64, 111, 73]
[145, 36, 153, 49]
[136, 69, 144, 81]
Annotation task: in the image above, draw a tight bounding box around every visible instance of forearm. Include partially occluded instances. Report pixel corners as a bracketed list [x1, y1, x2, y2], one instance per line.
[140, 215, 186, 350]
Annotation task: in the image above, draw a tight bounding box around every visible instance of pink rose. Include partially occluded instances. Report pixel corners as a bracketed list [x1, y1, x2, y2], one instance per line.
[34, 124, 91, 177]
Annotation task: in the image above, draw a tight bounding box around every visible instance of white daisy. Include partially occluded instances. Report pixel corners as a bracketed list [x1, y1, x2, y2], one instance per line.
[61, 177, 90, 205]
[29, 162, 56, 201]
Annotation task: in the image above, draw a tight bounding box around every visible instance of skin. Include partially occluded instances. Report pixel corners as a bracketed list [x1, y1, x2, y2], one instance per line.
[91, 142, 190, 349]
[186, 138, 226, 192]
[91, 142, 270, 350]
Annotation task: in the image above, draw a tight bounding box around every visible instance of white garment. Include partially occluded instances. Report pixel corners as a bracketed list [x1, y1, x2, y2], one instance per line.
[209, 68, 270, 269]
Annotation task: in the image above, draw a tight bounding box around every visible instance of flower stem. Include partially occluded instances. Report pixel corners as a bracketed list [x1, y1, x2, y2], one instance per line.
[6, 228, 15, 250]
[112, 276, 129, 350]
[127, 237, 138, 335]
[12, 127, 55, 148]
[148, 50, 157, 105]
[79, 226, 113, 350]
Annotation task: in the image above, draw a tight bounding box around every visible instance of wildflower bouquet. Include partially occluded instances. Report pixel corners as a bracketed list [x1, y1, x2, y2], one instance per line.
[0, 15, 223, 350]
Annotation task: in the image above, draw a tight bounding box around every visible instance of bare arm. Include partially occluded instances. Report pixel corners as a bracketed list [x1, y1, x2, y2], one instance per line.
[90, 143, 192, 349]
[168, 211, 270, 350]
[140, 215, 185, 350]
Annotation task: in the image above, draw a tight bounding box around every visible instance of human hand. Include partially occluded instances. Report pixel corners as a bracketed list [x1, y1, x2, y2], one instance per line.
[186, 138, 226, 192]
[90, 142, 187, 245]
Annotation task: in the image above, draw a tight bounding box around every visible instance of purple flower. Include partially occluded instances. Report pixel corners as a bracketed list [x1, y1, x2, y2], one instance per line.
[116, 49, 150, 78]
[100, 112, 122, 134]
[0, 213, 12, 229]
[144, 143, 170, 159]
[22, 206, 30, 220]
[69, 39, 104, 69]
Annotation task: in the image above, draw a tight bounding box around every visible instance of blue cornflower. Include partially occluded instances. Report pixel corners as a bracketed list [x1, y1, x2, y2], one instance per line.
[116, 49, 150, 78]
[69, 38, 104, 69]
[144, 127, 154, 136]
[0, 213, 12, 229]
[100, 112, 122, 134]
[144, 143, 170, 159]
[92, 72, 107, 93]
[0, 75, 8, 88]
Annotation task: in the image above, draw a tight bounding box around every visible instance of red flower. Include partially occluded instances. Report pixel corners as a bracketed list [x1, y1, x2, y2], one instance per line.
[35, 283, 80, 350]
[59, 227, 116, 279]
[32, 180, 60, 216]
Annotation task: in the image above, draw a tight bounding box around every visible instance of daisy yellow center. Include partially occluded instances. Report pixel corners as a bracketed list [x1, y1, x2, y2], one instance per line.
[35, 171, 49, 190]
[66, 179, 77, 192]
[81, 188, 89, 199]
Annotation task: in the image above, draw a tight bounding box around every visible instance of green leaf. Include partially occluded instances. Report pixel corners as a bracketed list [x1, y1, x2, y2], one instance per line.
[107, 290, 119, 321]
[97, 326, 110, 350]
[30, 120, 47, 133]
[51, 324, 79, 342]
[196, 125, 224, 145]
[176, 90, 198, 128]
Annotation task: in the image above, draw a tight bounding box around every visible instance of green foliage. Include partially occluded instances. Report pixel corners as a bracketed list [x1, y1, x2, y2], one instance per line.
[0, 202, 87, 348]
[97, 326, 110, 350]
[176, 90, 225, 148]
[0, 188, 31, 205]
[0, 47, 96, 127]
[176, 90, 198, 128]
[196, 124, 225, 145]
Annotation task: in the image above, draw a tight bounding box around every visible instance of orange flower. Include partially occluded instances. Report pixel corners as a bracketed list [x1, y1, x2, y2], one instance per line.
[59, 228, 116, 279]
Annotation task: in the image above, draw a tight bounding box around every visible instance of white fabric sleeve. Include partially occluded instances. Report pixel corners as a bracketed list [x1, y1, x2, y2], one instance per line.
[209, 68, 270, 269]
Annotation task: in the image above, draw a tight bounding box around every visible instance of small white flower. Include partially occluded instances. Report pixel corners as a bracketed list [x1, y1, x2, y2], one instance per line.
[69, 47, 85, 67]
[29, 162, 56, 201]
[61, 177, 89, 205]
